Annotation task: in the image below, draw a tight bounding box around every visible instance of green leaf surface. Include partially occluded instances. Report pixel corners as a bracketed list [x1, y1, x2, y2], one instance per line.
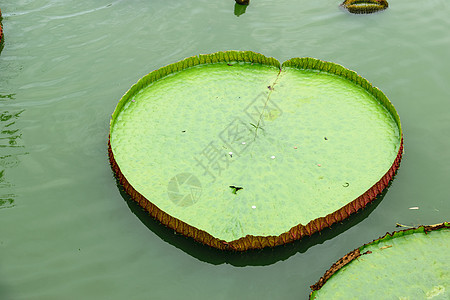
[311, 223, 449, 299]
[109, 51, 402, 243]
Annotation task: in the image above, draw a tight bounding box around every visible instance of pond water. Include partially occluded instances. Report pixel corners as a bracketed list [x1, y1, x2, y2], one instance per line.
[1, 1, 449, 299]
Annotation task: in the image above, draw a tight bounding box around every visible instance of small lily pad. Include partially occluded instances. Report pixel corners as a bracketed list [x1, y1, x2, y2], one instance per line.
[310, 223, 449, 299]
[340, 0, 389, 14]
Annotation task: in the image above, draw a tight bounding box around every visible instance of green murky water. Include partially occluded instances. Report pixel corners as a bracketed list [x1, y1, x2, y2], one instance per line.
[1, 1, 449, 299]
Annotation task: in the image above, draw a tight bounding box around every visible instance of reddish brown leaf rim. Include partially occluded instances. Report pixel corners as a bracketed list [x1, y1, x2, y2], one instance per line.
[108, 136, 403, 251]
[310, 222, 449, 295]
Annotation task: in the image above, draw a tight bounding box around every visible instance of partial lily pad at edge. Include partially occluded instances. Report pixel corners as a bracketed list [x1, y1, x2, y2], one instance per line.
[310, 223, 450, 299]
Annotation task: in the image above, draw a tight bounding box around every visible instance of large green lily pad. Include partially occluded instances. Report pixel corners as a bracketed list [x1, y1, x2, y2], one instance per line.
[108, 51, 403, 250]
[310, 223, 449, 299]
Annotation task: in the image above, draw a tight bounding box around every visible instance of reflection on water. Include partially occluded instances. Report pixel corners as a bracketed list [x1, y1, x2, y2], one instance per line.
[0, 94, 14, 100]
[0, 104, 26, 209]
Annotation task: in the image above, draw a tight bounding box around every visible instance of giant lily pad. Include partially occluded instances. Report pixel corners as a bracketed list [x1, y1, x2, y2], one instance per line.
[310, 223, 450, 299]
[108, 51, 403, 251]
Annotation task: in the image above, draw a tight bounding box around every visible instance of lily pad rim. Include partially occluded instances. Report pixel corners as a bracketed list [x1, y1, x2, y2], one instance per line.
[340, 0, 389, 14]
[108, 50, 403, 251]
[309, 222, 450, 297]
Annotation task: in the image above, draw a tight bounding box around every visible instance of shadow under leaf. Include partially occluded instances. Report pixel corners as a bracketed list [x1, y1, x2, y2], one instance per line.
[0, 108, 26, 209]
